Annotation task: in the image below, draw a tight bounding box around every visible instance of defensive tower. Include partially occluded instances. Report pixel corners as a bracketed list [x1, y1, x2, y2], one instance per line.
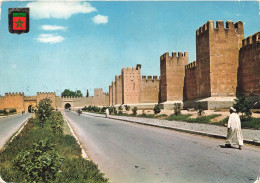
[160, 52, 188, 103]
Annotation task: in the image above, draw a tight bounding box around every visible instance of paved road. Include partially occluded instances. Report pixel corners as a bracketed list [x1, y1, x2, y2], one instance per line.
[0, 113, 31, 150]
[65, 112, 260, 183]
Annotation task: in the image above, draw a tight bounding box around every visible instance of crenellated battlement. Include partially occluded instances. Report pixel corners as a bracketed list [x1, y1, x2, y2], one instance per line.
[160, 52, 188, 61]
[5, 92, 24, 96]
[94, 88, 103, 92]
[115, 75, 121, 80]
[141, 75, 160, 83]
[185, 61, 197, 70]
[122, 64, 142, 71]
[242, 32, 260, 48]
[196, 20, 243, 36]
[37, 92, 56, 95]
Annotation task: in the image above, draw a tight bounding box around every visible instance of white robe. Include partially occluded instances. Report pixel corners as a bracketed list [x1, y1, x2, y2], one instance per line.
[225, 113, 243, 146]
[105, 108, 109, 117]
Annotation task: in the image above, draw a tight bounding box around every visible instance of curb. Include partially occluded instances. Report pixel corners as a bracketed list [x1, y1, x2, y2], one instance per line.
[62, 112, 89, 160]
[5, 114, 32, 147]
[0, 113, 22, 119]
[82, 112, 260, 147]
[0, 113, 32, 183]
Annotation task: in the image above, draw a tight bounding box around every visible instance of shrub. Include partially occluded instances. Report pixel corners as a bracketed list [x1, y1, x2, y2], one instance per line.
[3, 109, 8, 115]
[82, 106, 88, 111]
[118, 105, 123, 115]
[124, 105, 130, 111]
[9, 108, 17, 113]
[118, 105, 123, 111]
[233, 93, 252, 120]
[197, 103, 204, 117]
[108, 107, 114, 114]
[173, 103, 181, 115]
[12, 140, 63, 182]
[92, 106, 100, 113]
[101, 107, 107, 113]
[114, 108, 118, 115]
[132, 107, 138, 116]
[50, 112, 64, 134]
[36, 98, 53, 128]
[153, 104, 161, 114]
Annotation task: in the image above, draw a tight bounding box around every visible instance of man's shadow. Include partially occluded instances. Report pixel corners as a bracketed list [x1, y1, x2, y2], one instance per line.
[219, 145, 236, 149]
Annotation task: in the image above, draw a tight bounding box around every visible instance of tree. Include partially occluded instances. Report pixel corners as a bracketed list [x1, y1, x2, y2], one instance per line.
[86, 89, 89, 97]
[36, 98, 53, 128]
[61, 89, 83, 97]
[233, 93, 252, 120]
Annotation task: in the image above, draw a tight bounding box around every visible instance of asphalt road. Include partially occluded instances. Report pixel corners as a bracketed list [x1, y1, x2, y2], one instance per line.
[0, 113, 31, 150]
[65, 111, 260, 183]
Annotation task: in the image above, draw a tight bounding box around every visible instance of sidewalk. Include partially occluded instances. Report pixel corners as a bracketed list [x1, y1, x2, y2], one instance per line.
[82, 112, 260, 146]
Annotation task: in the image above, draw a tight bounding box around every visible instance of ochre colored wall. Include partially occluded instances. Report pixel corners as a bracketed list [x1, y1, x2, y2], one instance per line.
[184, 61, 198, 100]
[112, 82, 116, 105]
[109, 85, 112, 106]
[140, 76, 160, 103]
[160, 52, 188, 102]
[0, 93, 24, 113]
[196, 20, 244, 98]
[92, 88, 109, 106]
[121, 64, 141, 104]
[37, 92, 56, 108]
[115, 75, 122, 105]
[237, 32, 260, 96]
[24, 96, 37, 112]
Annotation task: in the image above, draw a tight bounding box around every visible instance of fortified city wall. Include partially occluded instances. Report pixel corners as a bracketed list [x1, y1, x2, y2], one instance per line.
[109, 85, 112, 106]
[37, 92, 56, 108]
[121, 64, 142, 104]
[237, 32, 260, 96]
[92, 88, 109, 106]
[140, 76, 160, 103]
[0, 93, 24, 112]
[112, 81, 116, 106]
[196, 20, 244, 98]
[115, 75, 122, 105]
[184, 61, 198, 100]
[160, 52, 188, 102]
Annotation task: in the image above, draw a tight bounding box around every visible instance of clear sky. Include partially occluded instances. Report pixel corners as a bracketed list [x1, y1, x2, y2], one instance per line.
[0, 1, 259, 96]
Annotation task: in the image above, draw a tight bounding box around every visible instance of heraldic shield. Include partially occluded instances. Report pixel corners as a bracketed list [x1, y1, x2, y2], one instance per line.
[9, 8, 30, 34]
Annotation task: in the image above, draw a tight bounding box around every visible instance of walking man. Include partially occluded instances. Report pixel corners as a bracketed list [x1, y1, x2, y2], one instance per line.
[225, 107, 243, 150]
[105, 108, 109, 118]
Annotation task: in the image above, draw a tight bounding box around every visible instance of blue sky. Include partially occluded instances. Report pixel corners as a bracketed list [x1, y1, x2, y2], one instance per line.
[0, 1, 259, 96]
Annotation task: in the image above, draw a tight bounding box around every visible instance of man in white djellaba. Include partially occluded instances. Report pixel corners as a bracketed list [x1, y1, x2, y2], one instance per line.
[225, 107, 243, 150]
[105, 108, 109, 118]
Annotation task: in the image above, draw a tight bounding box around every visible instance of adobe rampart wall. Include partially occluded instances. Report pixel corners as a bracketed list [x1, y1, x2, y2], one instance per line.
[196, 20, 244, 98]
[140, 76, 160, 103]
[160, 52, 188, 102]
[184, 61, 198, 100]
[121, 64, 142, 104]
[115, 75, 122, 105]
[237, 32, 260, 97]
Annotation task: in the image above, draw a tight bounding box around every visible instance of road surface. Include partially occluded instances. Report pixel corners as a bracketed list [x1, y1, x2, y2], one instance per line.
[0, 113, 31, 150]
[65, 111, 260, 183]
